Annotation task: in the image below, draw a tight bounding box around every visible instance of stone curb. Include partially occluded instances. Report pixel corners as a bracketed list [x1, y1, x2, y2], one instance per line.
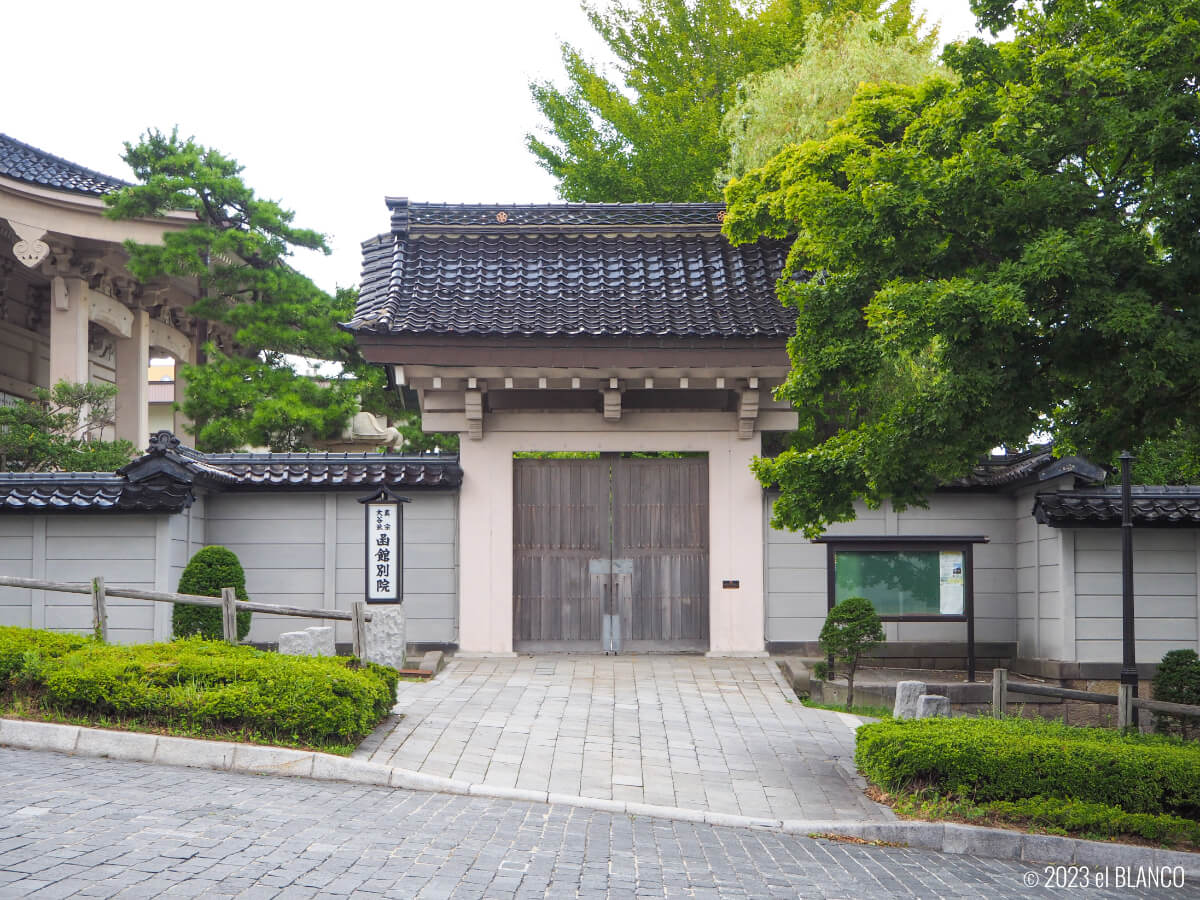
[2, 717, 1197, 875]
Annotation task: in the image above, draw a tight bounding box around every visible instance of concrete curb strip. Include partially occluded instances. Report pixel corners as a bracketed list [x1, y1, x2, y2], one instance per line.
[3, 717, 1198, 875]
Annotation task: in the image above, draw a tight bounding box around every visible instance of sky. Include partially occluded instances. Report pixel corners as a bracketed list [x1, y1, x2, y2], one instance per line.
[4, 0, 982, 296]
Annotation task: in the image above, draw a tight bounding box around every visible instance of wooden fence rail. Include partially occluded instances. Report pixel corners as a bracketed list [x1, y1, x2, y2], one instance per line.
[0, 574, 372, 657]
[992, 667, 1200, 729]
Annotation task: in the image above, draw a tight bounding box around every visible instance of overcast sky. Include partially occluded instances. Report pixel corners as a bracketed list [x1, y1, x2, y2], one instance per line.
[6, 0, 981, 294]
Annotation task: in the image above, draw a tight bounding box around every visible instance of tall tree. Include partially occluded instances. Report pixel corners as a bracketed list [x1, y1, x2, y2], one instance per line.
[721, 12, 944, 181]
[528, 0, 925, 202]
[105, 130, 454, 454]
[723, 0, 1200, 536]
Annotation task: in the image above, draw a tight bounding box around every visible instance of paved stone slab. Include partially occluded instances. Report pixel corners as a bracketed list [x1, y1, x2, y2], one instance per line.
[356, 655, 891, 822]
[0, 747, 1160, 899]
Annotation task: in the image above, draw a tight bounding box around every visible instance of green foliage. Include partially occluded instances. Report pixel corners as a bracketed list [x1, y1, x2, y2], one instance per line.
[722, 12, 944, 180]
[105, 131, 452, 453]
[1124, 424, 1200, 486]
[0, 382, 136, 473]
[818, 595, 883, 708]
[725, 0, 1200, 536]
[985, 798, 1200, 847]
[2, 633, 396, 747]
[528, 0, 927, 201]
[173, 546, 252, 641]
[892, 790, 1200, 848]
[855, 717, 1200, 818]
[0, 626, 90, 683]
[1153, 649, 1200, 739]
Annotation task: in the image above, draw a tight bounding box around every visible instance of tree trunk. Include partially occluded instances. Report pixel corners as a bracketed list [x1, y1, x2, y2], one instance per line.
[846, 660, 856, 710]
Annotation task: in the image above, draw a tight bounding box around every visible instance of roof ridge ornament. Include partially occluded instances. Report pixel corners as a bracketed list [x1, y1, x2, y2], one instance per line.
[387, 196, 410, 236]
[146, 430, 181, 455]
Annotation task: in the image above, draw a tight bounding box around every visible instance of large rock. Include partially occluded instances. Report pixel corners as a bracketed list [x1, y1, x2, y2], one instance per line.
[916, 694, 951, 718]
[278, 630, 316, 656]
[893, 680, 928, 720]
[364, 605, 406, 670]
[306, 626, 335, 657]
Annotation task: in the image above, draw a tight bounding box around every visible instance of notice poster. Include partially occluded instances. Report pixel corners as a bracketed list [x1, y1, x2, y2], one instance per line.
[938, 551, 965, 615]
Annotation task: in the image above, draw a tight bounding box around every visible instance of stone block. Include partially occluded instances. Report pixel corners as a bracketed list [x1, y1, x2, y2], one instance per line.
[942, 823, 1023, 859]
[310, 754, 392, 786]
[915, 694, 951, 718]
[278, 630, 316, 656]
[468, 784, 548, 804]
[893, 681, 927, 719]
[230, 744, 314, 777]
[305, 626, 335, 657]
[154, 735, 234, 770]
[418, 650, 445, 674]
[389, 768, 470, 795]
[75, 728, 158, 763]
[364, 606, 406, 670]
[0, 719, 79, 753]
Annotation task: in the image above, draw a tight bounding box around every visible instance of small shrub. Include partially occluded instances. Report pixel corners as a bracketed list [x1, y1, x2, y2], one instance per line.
[812, 661, 829, 681]
[856, 716, 1200, 819]
[173, 546, 252, 641]
[38, 638, 396, 744]
[1153, 649, 1200, 739]
[819, 596, 883, 710]
[0, 626, 89, 683]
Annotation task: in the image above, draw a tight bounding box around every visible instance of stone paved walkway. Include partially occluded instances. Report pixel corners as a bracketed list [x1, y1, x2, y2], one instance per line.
[0, 748, 1127, 899]
[355, 656, 890, 822]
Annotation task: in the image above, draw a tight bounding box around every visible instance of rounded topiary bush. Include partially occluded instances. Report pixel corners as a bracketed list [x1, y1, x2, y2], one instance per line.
[173, 545, 252, 641]
[1153, 648, 1200, 738]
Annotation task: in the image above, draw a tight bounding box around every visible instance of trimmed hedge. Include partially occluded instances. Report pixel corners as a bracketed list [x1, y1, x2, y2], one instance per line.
[2, 631, 397, 747]
[0, 626, 89, 683]
[856, 717, 1200, 819]
[173, 545, 252, 641]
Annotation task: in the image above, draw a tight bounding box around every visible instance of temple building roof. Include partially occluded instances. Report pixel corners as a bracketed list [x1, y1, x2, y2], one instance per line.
[0, 133, 127, 196]
[348, 198, 798, 340]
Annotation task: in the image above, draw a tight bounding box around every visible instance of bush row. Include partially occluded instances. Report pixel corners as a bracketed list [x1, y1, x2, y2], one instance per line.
[856, 717, 1200, 819]
[0, 627, 397, 747]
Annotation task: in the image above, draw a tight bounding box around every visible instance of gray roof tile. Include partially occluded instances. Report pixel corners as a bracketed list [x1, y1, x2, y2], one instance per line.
[0, 133, 127, 196]
[350, 200, 798, 339]
[1034, 487, 1200, 527]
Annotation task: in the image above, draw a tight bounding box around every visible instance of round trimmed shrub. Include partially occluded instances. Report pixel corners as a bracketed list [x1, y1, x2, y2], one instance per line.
[1153, 649, 1200, 738]
[173, 546, 252, 641]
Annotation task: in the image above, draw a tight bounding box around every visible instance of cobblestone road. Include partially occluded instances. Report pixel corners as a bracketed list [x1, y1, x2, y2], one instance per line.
[2, 748, 1189, 899]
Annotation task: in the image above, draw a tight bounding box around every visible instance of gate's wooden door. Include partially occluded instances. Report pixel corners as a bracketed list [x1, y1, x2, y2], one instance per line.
[612, 456, 709, 652]
[513, 458, 610, 649]
[513, 455, 709, 652]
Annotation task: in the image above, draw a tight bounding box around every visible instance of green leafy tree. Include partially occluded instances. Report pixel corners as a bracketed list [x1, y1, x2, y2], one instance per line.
[818, 595, 884, 709]
[1125, 424, 1200, 486]
[1151, 649, 1200, 739]
[721, 12, 944, 180]
[528, 0, 926, 201]
[724, 0, 1200, 536]
[173, 545, 252, 641]
[0, 382, 135, 473]
[105, 130, 455, 454]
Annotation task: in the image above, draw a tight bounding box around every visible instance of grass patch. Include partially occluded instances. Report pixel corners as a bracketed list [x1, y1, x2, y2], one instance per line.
[802, 698, 892, 719]
[876, 788, 1200, 851]
[0, 626, 398, 755]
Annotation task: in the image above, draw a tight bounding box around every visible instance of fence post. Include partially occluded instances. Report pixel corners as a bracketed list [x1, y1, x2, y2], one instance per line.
[221, 587, 238, 644]
[1118, 682, 1133, 730]
[91, 576, 107, 643]
[992, 667, 1007, 718]
[352, 601, 367, 662]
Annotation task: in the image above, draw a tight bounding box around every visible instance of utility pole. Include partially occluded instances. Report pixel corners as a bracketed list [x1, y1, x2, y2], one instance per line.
[1120, 451, 1138, 727]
